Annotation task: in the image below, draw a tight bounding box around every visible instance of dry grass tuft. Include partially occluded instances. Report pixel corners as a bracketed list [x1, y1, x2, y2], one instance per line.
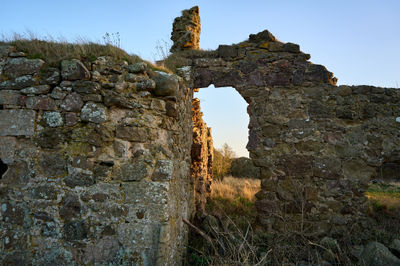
[366, 181, 400, 215]
[0, 32, 168, 73]
[210, 176, 260, 202]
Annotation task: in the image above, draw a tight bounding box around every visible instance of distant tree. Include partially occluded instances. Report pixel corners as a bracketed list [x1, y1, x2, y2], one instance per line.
[213, 143, 236, 180]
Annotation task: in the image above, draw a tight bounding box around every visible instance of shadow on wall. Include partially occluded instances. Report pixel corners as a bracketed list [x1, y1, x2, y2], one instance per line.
[0, 159, 7, 178]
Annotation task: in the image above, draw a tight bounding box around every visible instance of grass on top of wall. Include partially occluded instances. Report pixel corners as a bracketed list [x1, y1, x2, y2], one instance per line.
[0, 33, 170, 73]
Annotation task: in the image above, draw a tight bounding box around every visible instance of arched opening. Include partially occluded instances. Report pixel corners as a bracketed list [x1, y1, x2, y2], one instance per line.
[0, 159, 8, 179]
[193, 84, 261, 213]
[195, 85, 249, 158]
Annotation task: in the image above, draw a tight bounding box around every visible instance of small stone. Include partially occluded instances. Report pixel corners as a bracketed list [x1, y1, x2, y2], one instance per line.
[4, 57, 45, 79]
[50, 87, 67, 99]
[152, 160, 173, 181]
[9, 51, 26, 57]
[116, 158, 152, 181]
[43, 111, 63, 127]
[38, 151, 66, 177]
[150, 99, 166, 112]
[249, 29, 276, 43]
[83, 236, 120, 264]
[136, 79, 156, 91]
[61, 92, 84, 112]
[21, 85, 51, 95]
[360, 242, 400, 266]
[0, 136, 16, 164]
[59, 194, 81, 220]
[61, 59, 90, 81]
[30, 186, 58, 200]
[125, 73, 140, 82]
[153, 71, 179, 96]
[1, 203, 25, 225]
[0, 75, 37, 90]
[65, 112, 79, 126]
[82, 94, 102, 102]
[166, 101, 178, 117]
[0, 90, 24, 105]
[0, 109, 35, 136]
[283, 42, 300, 53]
[116, 126, 148, 141]
[138, 91, 151, 98]
[63, 220, 88, 241]
[390, 239, 400, 257]
[26, 96, 56, 110]
[39, 67, 60, 85]
[65, 168, 95, 188]
[128, 62, 147, 73]
[72, 80, 100, 94]
[81, 102, 107, 123]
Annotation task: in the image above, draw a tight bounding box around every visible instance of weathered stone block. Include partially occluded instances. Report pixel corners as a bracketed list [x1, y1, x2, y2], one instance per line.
[50, 87, 67, 100]
[0, 109, 35, 136]
[249, 29, 276, 43]
[4, 57, 45, 78]
[63, 220, 88, 241]
[21, 85, 50, 95]
[153, 72, 179, 96]
[115, 158, 152, 181]
[0, 90, 24, 105]
[65, 168, 95, 188]
[116, 125, 148, 142]
[1, 203, 25, 225]
[61, 59, 90, 81]
[39, 67, 60, 85]
[61, 92, 84, 111]
[152, 160, 173, 181]
[128, 62, 147, 73]
[26, 96, 56, 110]
[38, 151, 66, 177]
[72, 80, 100, 94]
[43, 111, 63, 127]
[0, 136, 16, 164]
[30, 186, 58, 200]
[59, 194, 81, 220]
[81, 102, 107, 123]
[0, 75, 37, 90]
[83, 236, 120, 264]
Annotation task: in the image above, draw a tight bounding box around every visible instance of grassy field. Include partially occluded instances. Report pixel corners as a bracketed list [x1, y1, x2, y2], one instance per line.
[366, 181, 400, 215]
[189, 177, 400, 265]
[206, 176, 260, 222]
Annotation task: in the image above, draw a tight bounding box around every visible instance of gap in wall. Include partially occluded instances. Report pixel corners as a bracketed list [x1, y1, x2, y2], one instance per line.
[0, 159, 8, 179]
[195, 85, 249, 158]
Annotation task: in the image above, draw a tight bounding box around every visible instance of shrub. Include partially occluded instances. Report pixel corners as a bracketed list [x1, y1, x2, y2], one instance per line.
[213, 143, 236, 180]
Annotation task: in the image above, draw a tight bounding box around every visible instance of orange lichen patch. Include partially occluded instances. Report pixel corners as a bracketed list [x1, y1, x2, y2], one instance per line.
[259, 41, 269, 49]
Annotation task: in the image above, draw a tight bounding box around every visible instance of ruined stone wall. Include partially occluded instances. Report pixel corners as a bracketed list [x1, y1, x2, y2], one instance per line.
[178, 29, 400, 238]
[0, 45, 194, 265]
[191, 98, 213, 215]
[170, 6, 201, 53]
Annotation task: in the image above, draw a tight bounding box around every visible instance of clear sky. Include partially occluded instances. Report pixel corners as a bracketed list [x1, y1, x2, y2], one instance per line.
[1, 0, 399, 157]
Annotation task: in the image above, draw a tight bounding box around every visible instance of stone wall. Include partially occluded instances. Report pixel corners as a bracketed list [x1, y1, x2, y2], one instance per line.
[0, 45, 194, 264]
[170, 6, 201, 53]
[191, 97, 213, 215]
[174, 24, 400, 238]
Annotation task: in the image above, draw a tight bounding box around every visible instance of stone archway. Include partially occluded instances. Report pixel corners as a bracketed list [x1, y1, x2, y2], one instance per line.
[171, 6, 400, 238]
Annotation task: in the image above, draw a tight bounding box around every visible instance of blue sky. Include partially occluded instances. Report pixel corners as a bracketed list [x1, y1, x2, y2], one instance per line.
[1, 0, 399, 157]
